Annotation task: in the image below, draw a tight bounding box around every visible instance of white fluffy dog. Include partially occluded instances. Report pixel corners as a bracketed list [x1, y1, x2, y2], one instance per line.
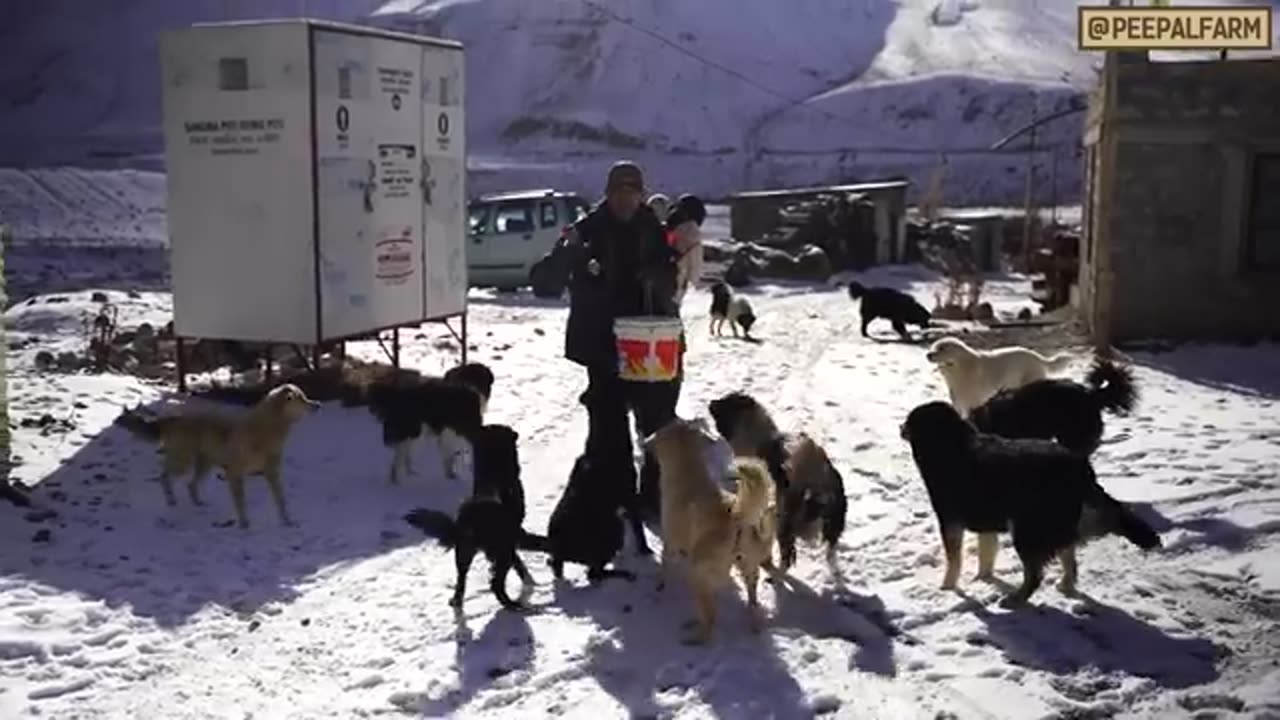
[925, 336, 1073, 417]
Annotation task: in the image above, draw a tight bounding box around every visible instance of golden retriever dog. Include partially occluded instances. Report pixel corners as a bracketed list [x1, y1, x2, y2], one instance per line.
[645, 417, 776, 645]
[925, 336, 1073, 417]
[115, 384, 320, 529]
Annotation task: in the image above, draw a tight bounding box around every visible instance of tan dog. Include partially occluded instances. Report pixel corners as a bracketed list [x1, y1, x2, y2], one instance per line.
[645, 417, 776, 645]
[115, 384, 320, 529]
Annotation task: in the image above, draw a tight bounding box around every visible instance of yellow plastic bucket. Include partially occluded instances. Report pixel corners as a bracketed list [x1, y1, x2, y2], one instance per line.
[614, 316, 683, 382]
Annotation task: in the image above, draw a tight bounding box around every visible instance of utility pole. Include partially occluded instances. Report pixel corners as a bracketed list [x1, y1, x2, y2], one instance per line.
[1021, 92, 1039, 272]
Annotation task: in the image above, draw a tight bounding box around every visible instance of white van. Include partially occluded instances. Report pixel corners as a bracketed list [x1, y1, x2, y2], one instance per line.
[466, 189, 591, 290]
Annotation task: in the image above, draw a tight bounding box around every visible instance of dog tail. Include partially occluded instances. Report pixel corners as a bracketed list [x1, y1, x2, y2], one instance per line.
[730, 457, 774, 527]
[113, 408, 168, 442]
[847, 281, 865, 299]
[517, 529, 550, 553]
[404, 508, 460, 549]
[1083, 484, 1162, 551]
[1085, 356, 1138, 415]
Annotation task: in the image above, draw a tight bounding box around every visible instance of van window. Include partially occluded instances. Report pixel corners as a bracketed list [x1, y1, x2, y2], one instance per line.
[493, 202, 536, 234]
[539, 201, 559, 228]
[468, 205, 490, 235]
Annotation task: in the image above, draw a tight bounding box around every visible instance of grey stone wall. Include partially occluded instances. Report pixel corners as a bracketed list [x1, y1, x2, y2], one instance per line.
[1091, 58, 1280, 341]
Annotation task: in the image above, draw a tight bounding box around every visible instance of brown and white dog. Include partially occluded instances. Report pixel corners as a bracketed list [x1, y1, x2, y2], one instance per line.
[115, 384, 320, 528]
[707, 392, 847, 572]
[645, 417, 776, 645]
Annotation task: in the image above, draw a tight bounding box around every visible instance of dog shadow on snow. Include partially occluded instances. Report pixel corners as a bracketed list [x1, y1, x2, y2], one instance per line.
[402, 606, 536, 716]
[549, 549, 900, 717]
[769, 569, 902, 678]
[960, 589, 1223, 690]
[0, 395, 466, 629]
[1125, 502, 1264, 556]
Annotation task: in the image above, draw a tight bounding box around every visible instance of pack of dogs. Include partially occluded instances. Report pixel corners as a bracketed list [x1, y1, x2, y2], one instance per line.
[97, 280, 1163, 646]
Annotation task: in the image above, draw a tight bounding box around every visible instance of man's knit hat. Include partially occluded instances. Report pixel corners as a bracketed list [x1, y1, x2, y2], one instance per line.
[605, 161, 645, 193]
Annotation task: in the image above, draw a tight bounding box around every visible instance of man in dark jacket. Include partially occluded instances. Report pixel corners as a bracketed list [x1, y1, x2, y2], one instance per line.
[564, 161, 679, 553]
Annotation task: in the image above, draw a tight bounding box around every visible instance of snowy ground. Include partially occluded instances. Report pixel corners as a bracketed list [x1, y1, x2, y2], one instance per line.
[3, 267, 1279, 719]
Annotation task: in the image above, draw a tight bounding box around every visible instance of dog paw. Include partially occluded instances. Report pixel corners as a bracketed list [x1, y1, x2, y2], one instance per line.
[940, 579, 959, 591]
[1056, 580, 1078, 597]
[974, 572, 996, 583]
[447, 595, 463, 609]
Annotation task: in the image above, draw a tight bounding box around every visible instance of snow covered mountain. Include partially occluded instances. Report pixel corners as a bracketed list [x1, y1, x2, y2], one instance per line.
[1, 0, 1276, 218]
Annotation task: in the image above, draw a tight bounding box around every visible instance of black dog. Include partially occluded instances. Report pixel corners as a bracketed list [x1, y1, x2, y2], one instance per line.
[901, 401, 1160, 607]
[404, 424, 547, 611]
[708, 392, 847, 572]
[578, 382, 654, 555]
[847, 281, 931, 341]
[366, 362, 492, 484]
[546, 453, 638, 584]
[969, 356, 1137, 456]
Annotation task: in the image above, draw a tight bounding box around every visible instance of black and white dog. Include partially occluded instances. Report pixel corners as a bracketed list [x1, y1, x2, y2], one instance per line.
[366, 362, 494, 484]
[710, 282, 756, 340]
[708, 392, 847, 572]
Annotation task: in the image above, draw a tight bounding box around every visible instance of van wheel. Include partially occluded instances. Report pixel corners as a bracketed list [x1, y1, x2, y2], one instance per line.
[530, 260, 564, 299]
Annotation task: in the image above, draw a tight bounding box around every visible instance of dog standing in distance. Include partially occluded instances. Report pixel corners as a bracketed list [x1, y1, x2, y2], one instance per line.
[708, 392, 847, 572]
[646, 417, 776, 644]
[403, 424, 547, 611]
[710, 282, 757, 340]
[115, 383, 320, 528]
[969, 355, 1138, 456]
[847, 281, 932, 341]
[925, 336, 1073, 417]
[900, 401, 1161, 607]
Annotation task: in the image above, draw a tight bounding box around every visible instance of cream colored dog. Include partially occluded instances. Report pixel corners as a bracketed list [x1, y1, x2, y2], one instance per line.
[646, 417, 777, 645]
[925, 336, 1073, 417]
[115, 384, 320, 529]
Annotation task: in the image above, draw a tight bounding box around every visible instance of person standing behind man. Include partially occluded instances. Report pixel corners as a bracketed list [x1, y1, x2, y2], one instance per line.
[563, 161, 678, 554]
[665, 194, 707, 311]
